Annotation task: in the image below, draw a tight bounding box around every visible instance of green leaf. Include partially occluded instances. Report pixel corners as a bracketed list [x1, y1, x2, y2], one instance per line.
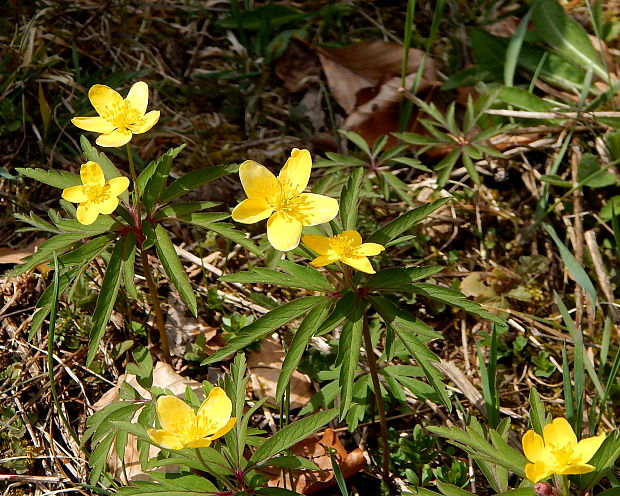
[366, 266, 444, 291]
[532, 0, 607, 80]
[337, 300, 364, 417]
[393, 131, 446, 145]
[248, 409, 338, 465]
[80, 135, 129, 203]
[143, 144, 187, 211]
[543, 223, 597, 305]
[116, 472, 218, 495]
[369, 295, 442, 341]
[121, 233, 138, 299]
[58, 234, 116, 266]
[368, 197, 452, 245]
[135, 158, 160, 198]
[411, 283, 506, 324]
[8, 232, 90, 276]
[16, 167, 81, 189]
[498, 87, 555, 113]
[203, 222, 262, 256]
[160, 163, 239, 204]
[528, 388, 546, 435]
[221, 262, 334, 292]
[202, 296, 327, 364]
[339, 130, 371, 156]
[578, 153, 616, 188]
[153, 202, 221, 218]
[539, 174, 572, 187]
[53, 215, 118, 234]
[154, 224, 198, 316]
[86, 241, 124, 366]
[436, 482, 473, 496]
[257, 455, 320, 471]
[177, 212, 231, 226]
[339, 167, 364, 231]
[276, 300, 331, 402]
[316, 291, 356, 335]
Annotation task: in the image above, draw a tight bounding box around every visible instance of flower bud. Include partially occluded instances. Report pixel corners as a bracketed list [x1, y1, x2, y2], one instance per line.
[534, 482, 553, 496]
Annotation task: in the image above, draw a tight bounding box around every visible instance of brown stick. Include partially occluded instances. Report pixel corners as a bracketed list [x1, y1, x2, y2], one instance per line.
[140, 249, 171, 363]
[362, 314, 390, 482]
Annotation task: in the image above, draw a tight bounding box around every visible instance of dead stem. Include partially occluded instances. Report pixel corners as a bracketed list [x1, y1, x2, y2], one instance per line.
[140, 248, 171, 363]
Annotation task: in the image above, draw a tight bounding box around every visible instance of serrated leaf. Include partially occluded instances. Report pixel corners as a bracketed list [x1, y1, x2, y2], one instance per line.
[368, 197, 452, 245]
[339, 130, 371, 155]
[143, 145, 187, 211]
[153, 202, 221, 218]
[276, 300, 330, 401]
[16, 167, 81, 189]
[121, 233, 138, 299]
[202, 296, 326, 364]
[221, 262, 334, 292]
[154, 224, 197, 316]
[58, 234, 115, 266]
[160, 163, 239, 204]
[203, 222, 262, 256]
[339, 167, 364, 231]
[393, 132, 442, 145]
[86, 241, 124, 366]
[316, 291, 356, 335]
[248, 409, 338, 465]
[369, 294, 442, 341]
[366, 266, 444, 291]
[337, 300, 364, 417]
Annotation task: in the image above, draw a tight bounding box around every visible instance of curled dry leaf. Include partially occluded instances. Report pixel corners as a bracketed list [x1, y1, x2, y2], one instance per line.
[247, 335, 313, 410]
[266, 427, 366, 494]
[316, 41, 437, 144]
[93, 362, 204, 483]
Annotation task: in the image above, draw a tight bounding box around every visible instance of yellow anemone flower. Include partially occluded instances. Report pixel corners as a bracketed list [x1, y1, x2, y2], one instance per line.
[522, 417, 606, 483]
[147, 388, 237, 450]
[72, 81, 160, 147]
[302, 230, 385, 274]
[61, 161, 129, 225]
[231, 148, 339, 251]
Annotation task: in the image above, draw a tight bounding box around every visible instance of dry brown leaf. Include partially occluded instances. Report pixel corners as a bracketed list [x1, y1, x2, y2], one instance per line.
[275, 38, 321, 92]
[265, 427, 366, 494]
[0, 238, 45, 265]
[316, 41, 437, 144]
[165, 294, 219, 357]
[247, 336, 313, 410]
[93, 362, 205, 483]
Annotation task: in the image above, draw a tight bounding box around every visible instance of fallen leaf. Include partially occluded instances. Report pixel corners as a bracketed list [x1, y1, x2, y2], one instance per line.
[165, 294, 218, 357]
[265, 427, 366, 494]
[275, 38, 321, 92]
[247, 335, 313, 410]
[316, 41, 437, 143]
[0, 238, 46, 265]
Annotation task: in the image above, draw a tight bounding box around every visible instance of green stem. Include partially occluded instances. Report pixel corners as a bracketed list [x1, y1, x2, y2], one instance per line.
[340, 262, 355, 290]
[362, 314, 390, 482]
[126, 143, 137, 183]
[140, 248, 171, 363]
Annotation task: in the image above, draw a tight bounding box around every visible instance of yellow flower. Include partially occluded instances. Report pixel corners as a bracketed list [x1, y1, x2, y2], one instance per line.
[522, 417, 606, 483]
[231, 148, 339, 251]
[147, 388, 236, 450]
[61, 161, 129, 225]
[72, 81, 160, 147]
[302, 230, 385, 274]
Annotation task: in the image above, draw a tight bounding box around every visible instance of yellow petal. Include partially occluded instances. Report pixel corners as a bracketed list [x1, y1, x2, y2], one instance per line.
[81, 161, 105, 187]
[557, 463, 596, 476]
[522, 430, 548, 464]
[147, 428, 187, 450]
[156, 396, 196, 435]
[96, 128, 133, 147]
[339, 230, 363, 247]
[340, 254, 375, 274]
[302, 234, 332, 255]
[88, 84, 123, 116]
[108, 176, 130, 197]
[278, 148, 311, 194]
[239, 160, 279, 198]
[62, 185, 88, 203]
[207, 417, 237, 442]
[525, 462, 554, 483]
[71, 116, 115, 134]
[196, 387, 232, 435]
[98, 195, 119, 215]
[231, 197, 273, 224]
[310, 254, 340, 267]
[267, 211, 303, 251]
[355, 242, 385, 256]
[128, 110, 160, 134]
[125, 81, 149, 115]
[289, 193, 338, 226]
[573, 433, 606, 464]
[185, 438, 213, 448]
[76, 203, 99, 225]
[543, 418, 577, 451]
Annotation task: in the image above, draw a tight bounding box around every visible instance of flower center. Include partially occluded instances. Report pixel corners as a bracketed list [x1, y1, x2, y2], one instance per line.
[550, 445, 578, 466]
[85, 184, 111, 204]
[331, 233, 356, 256]
[100, 101, 145, 130]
